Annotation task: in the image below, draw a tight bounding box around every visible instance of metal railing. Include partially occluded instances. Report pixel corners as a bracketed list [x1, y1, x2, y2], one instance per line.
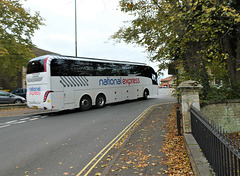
[191, 106, 240, 176]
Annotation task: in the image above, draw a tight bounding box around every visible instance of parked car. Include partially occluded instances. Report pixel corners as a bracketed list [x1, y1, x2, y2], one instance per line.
[10, 88, 27, 99]
[0, 90, 26, 104]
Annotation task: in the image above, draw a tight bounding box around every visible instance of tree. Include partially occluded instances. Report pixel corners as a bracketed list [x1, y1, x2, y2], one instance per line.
[112, 0, 240, 97]
[0, 0, 44, 83]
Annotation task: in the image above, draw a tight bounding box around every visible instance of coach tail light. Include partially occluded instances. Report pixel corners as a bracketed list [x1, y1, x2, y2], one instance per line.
[43, 90, 53, 102]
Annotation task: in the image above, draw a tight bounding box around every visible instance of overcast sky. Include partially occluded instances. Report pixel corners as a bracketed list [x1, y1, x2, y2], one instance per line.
[22, 0, 168, 77]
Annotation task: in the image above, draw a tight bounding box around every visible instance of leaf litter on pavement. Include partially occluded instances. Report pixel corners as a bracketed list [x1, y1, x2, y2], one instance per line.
[91, 104, 194, 175]
[160, 104, 194, 175]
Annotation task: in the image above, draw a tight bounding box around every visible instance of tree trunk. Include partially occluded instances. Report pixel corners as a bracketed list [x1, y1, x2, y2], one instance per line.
[223, 36, 236, 86]
[184, 43, 210, 98]
[235, 29, 240, 82]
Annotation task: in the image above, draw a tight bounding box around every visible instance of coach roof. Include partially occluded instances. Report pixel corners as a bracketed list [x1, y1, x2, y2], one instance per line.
[31, 55, 147, 66]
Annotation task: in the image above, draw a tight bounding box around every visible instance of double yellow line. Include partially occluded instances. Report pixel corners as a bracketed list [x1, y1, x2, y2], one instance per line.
[76, 105, 155, 176]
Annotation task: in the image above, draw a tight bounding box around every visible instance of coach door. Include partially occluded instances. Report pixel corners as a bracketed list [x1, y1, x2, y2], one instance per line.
[59, 76, 75, 109]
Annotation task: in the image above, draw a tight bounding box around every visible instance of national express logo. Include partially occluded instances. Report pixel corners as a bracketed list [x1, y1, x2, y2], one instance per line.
[29, 86, 41, 95]
[99, 77, 140, 86]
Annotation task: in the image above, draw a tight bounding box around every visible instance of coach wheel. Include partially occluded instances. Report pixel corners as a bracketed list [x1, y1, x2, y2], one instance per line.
[96, 94, 106, 108]
[143, 89, 149, 100]
[80, 96, 92, 111]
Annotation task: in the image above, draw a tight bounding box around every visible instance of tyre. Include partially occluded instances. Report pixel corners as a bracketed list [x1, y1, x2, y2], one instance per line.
[80, 96, 92, 111]
[96, 94, 106, 108]
[14, 99, 22, 104]
[143, 89, 148, 100]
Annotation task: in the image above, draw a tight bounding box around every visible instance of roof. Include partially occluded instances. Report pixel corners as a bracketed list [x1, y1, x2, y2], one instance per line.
[161, 76, 174, 82]
[32, 48, 59, 57]
[33, 55, 147, 66]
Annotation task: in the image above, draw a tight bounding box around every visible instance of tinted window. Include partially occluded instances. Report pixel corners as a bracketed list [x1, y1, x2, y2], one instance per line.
[27, 59, 45, 74]
[51, 59, 95, 76]
[94, 62, 114, 76]
[50, 58, 157, 83]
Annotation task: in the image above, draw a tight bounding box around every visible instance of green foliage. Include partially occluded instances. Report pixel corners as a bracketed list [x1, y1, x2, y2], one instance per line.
[113, 0, 240, 98]
[0, 0, 44, 77]
[201, 82, 240, 105]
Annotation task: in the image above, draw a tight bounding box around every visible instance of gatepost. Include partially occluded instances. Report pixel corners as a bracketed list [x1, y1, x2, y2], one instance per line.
[178, 80, 203, 133]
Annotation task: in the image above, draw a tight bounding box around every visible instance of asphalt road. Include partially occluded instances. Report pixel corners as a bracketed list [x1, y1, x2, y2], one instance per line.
[0, 88, 176, 176]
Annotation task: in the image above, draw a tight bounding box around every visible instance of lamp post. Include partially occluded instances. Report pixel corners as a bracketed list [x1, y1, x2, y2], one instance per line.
[75, 0, 77, 57]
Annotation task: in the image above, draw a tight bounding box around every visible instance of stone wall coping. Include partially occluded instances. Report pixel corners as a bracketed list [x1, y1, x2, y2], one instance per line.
[201, 99, 240, 106]
[184, 134, 214, 176]
[178, 80, 203, 90]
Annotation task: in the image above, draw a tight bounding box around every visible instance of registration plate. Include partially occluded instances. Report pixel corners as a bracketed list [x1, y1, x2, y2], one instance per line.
[33, 106, 38, 109]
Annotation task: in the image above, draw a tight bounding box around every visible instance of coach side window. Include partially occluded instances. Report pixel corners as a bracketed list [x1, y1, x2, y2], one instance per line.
[129, 65, 142, 76]
[51, 59, 64, 76]
[94, 62, 114, 76]
[71, 60, 94, 76]
[118, 64, 129, 76]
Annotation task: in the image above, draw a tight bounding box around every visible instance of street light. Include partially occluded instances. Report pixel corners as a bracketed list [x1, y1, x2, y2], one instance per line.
[75, 0, 77, 57]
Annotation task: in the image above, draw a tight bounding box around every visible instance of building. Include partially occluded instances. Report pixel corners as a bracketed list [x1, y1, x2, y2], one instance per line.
[160, 76, 176, 88]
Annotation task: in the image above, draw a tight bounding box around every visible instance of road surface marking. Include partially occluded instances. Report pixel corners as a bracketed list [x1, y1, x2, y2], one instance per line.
[29, 118, 39, 121]
[20, 118, 30, 121]
[5, 120, 18, 124]
[0, 125, 10, 129]
[0, 115, 48, 129]
[13, 121, 26, 124]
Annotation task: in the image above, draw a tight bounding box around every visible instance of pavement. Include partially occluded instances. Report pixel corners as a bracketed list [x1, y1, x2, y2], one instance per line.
[0, 106, 46, 117]
[0, 103, 213, 176]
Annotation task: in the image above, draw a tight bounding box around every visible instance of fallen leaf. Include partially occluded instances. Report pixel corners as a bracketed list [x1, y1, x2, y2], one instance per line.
[161, 105, 194, 175]
[126, 160, 132, 164]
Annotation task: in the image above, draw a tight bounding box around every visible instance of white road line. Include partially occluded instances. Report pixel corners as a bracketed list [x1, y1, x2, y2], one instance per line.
[29, 118, 39, 121]
[0, 123, 8, 126]
[0, 125, 10, 129]
[20, 118, 30, 121]
[0, 115, 46, 129]
[5, 120, 18, 124]
[13, 121, 26, 124]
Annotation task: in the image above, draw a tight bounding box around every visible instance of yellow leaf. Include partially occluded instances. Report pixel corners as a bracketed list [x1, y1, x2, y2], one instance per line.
[126, 160, 132, 164]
